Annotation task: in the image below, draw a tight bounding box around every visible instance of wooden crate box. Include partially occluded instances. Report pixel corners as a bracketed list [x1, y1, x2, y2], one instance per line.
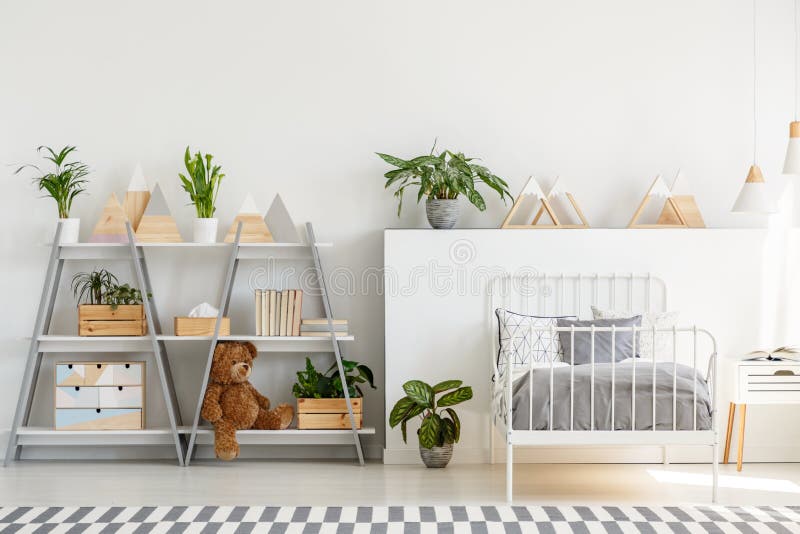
[78, 305, 147, 337]
[297, 398, 362, 429]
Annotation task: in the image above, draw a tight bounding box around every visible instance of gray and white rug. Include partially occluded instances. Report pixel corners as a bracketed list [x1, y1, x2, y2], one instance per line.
[1, 505, 798, 532]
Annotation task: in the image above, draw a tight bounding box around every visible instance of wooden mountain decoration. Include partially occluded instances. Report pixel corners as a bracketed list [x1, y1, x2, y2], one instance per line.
[135, 183, 183, 242]
[224, 194, 273, 243]
[89, 193, 129, 243]
[628, 175, 687, 228]
[532, 177, 589, 228]
[122, 163, 151, 231]
[264, 194, 301, 243]
[657, 170, 705, 228]
[501, 176, 560, 229]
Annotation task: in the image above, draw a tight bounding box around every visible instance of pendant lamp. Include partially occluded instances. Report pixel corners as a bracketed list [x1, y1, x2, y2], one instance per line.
[784, 0, 800, 174]
[733, 0, 777, 213]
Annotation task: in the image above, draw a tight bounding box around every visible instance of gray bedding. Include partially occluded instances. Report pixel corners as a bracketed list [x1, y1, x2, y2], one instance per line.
[511, 362, 712, 431]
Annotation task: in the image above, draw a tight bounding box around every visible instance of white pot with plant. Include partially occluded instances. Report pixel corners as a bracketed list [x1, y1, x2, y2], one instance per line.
[376, 141, 512, 229]
[15, 146, 89, 244]
[179, 146, 225, 243]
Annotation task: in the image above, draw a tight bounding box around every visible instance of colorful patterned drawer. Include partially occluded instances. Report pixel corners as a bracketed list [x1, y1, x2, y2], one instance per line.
[55, 408, 142, 430]
[54, 361, 145, 430]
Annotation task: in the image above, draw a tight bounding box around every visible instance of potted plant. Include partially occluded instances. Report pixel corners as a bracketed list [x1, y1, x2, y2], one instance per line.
[71, 269, 148, 336]
[15, 146, 89, 243]
[292, 357, 375, 429]
[376, 142, 511, 229]
[389, 379, 472, 468]
[179, 146, 225, 243]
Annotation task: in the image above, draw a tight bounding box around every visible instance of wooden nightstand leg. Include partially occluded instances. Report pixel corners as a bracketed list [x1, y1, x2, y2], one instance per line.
[723, 402, 736, 464]
[737, 404, 747, 472]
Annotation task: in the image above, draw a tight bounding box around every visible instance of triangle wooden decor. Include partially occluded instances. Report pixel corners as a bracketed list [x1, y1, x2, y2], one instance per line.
[656, 171, 705, 228]
[224, 194, 273, 243]
[531, 177, 590, 229]
[264, 194, 301, 243]
[501, 176, 561, 229]
[628, 175, 688, 228]
[122, 163, 151, 231]
[89, 193, 129, 243]
[135, 183, 183, 242]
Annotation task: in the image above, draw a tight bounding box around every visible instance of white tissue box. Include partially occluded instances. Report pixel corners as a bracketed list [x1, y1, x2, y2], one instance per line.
[174, 317, 230, 337]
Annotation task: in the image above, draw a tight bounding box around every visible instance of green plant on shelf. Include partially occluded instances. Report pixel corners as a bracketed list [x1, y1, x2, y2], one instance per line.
[15, 145, 89, 219]
[389, 379, 472, 448]
[376, 140, 511, 215]
[292, 357, 376, 399]
[179, 146, 224, 218]
[71, 269, 148, 309]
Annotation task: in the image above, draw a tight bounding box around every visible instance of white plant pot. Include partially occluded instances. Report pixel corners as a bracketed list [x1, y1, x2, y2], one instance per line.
[193, 218, 219, 243]
[58, 218, 80, 244]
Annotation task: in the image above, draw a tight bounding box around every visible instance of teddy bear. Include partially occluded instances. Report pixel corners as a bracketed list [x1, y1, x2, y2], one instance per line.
[201, 341, 294, 460]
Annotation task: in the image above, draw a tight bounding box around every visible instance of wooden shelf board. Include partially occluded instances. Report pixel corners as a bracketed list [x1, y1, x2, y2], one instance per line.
[37, 335, 153, 352]
[158, 335, 354, 352]
[15, 426, 374, 446]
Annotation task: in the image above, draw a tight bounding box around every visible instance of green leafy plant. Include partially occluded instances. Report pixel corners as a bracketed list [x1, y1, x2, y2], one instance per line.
[179, 146, 224, 218]
[389, 379, 472, 449]
[15, 146, 89, 218]
[292, 357, 376, 399]
[71, 269, 147, 309]
[376, 141, 512, 216]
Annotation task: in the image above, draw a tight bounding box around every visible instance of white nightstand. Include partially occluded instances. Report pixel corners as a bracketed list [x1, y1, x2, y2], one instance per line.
[723, 359, 800, 471]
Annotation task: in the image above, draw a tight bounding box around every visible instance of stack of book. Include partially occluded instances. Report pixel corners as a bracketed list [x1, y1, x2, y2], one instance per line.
[255, 289, 303, 336]
[300, 319, 349, 338]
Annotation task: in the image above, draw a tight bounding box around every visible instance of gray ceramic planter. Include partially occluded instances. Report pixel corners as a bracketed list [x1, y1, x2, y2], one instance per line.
[425, 198, 461, 229]
[419, 442, 454, 468]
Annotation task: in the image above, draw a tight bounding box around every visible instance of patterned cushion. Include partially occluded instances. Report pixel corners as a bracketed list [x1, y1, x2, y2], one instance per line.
[495, 309, 577, 372]
[591, 306, 680, 360]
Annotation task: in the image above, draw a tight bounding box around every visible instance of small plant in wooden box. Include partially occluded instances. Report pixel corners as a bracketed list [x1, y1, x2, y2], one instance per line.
[72, 269, 148, 336]
[292, 357, 375, 429]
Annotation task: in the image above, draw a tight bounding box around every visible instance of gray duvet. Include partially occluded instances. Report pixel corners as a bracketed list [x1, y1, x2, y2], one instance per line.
[511, 362, 712, 431]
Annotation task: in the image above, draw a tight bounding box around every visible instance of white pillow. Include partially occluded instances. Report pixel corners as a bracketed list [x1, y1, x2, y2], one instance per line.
[495, 309, 577, 372]
[590, 306, 679, 360]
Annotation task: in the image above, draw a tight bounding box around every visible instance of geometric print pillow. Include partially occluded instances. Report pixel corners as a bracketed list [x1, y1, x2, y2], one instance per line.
[495, 309, 577, 372]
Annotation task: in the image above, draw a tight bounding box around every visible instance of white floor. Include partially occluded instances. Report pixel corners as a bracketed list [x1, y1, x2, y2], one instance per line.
[2, 461, 799, 507]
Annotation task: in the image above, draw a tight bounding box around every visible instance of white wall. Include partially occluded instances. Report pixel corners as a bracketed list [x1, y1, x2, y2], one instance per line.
[1, 0, 798, 460]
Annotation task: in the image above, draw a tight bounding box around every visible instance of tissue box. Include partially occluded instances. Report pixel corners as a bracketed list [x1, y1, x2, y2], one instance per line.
[174, 317, 230, 336]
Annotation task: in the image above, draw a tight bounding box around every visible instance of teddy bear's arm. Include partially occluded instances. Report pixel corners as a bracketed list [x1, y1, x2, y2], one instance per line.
[201, 383, 225, 423]
[246, 383, 271, 410]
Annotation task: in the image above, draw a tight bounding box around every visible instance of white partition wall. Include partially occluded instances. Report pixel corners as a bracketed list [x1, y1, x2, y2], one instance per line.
[383, 228, 800, 464]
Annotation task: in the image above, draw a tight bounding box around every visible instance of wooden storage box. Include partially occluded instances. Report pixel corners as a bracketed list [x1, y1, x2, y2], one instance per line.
[174, 317, 231, 336]
[78, 305, 147, 337]
[55, 361, 145, 430]
[297, 398, 362, 429]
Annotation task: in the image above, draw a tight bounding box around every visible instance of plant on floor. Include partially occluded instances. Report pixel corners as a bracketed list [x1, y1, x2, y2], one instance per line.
[71, 269, 147, 309]
[376, 141, 512, 216]
[389, 379, 472, 450]
[292, 357, 376, 398]
[15, 145, 89, 218]
[179, 146, 224, 218]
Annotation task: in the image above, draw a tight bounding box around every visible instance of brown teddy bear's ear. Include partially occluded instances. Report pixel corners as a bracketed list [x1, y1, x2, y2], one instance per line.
[244, 341, 258, 359]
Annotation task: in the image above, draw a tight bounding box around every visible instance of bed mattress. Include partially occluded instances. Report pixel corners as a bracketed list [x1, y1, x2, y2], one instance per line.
[510, 361, 712, 431]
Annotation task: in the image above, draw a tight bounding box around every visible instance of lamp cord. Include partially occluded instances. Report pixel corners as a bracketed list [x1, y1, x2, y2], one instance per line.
[754, 0, 758, 165]
[795, 0, 798, 121]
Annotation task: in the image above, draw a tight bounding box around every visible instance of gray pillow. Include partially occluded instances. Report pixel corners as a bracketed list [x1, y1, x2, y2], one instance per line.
[556, 316, 641, 365]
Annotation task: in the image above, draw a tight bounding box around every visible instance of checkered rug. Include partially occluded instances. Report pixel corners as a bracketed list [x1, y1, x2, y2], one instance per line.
[1, 505, 798, 532]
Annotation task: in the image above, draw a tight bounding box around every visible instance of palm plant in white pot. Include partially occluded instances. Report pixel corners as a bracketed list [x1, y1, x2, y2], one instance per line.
[376, 142, 511, 229]
[179, 146, 225, 243]
[15, 146, 89, 243]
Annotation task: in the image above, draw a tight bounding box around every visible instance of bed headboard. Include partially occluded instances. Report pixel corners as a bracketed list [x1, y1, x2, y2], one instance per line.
[488, 272, 667, 319]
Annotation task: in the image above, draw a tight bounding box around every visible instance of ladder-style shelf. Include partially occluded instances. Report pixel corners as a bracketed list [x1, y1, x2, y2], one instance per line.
[4, 221, 367, 467]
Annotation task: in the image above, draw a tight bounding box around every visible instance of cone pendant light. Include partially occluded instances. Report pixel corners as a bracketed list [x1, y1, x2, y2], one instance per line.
[733, 0, 777, 213]
[784, 0, 800, 175]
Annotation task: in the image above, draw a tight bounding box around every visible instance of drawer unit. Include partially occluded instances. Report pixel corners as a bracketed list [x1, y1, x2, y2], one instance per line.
[55, 408, 142, 430]
[54, 361, 145, 430]
[737, 363, 800, 404]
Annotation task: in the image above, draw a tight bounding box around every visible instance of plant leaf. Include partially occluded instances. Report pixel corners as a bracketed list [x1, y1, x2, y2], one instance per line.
[389, 396, 415, 428]
[436, 386, 473, 407]
[432, 379, 462, 393]
[444, 408, 461, 442]
[418, 413, 441, 449]
[403, 380, 434, 408]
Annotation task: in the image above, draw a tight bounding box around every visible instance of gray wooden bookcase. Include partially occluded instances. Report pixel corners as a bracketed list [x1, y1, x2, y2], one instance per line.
[4, 221, 371, 466]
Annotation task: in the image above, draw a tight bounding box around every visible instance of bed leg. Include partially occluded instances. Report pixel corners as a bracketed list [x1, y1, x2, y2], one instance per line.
[506, 440, 513, 503]
[712, 443, 719, 504]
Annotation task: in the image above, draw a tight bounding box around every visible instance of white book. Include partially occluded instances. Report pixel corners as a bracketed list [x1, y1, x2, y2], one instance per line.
[286, 290, 295, 337]
[255, 290, 262, 336]
[261, 290, 268, 336]
[279, 290, 289, 336]
[269, 290, 277, 336]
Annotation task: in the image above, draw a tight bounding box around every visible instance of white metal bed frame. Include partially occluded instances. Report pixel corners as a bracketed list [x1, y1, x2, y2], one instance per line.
[488, 273, 719, 502]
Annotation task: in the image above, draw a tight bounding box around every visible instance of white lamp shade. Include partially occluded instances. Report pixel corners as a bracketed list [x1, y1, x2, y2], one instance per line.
[783, 122, 800, 175]
[731, 165, 777, 213]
